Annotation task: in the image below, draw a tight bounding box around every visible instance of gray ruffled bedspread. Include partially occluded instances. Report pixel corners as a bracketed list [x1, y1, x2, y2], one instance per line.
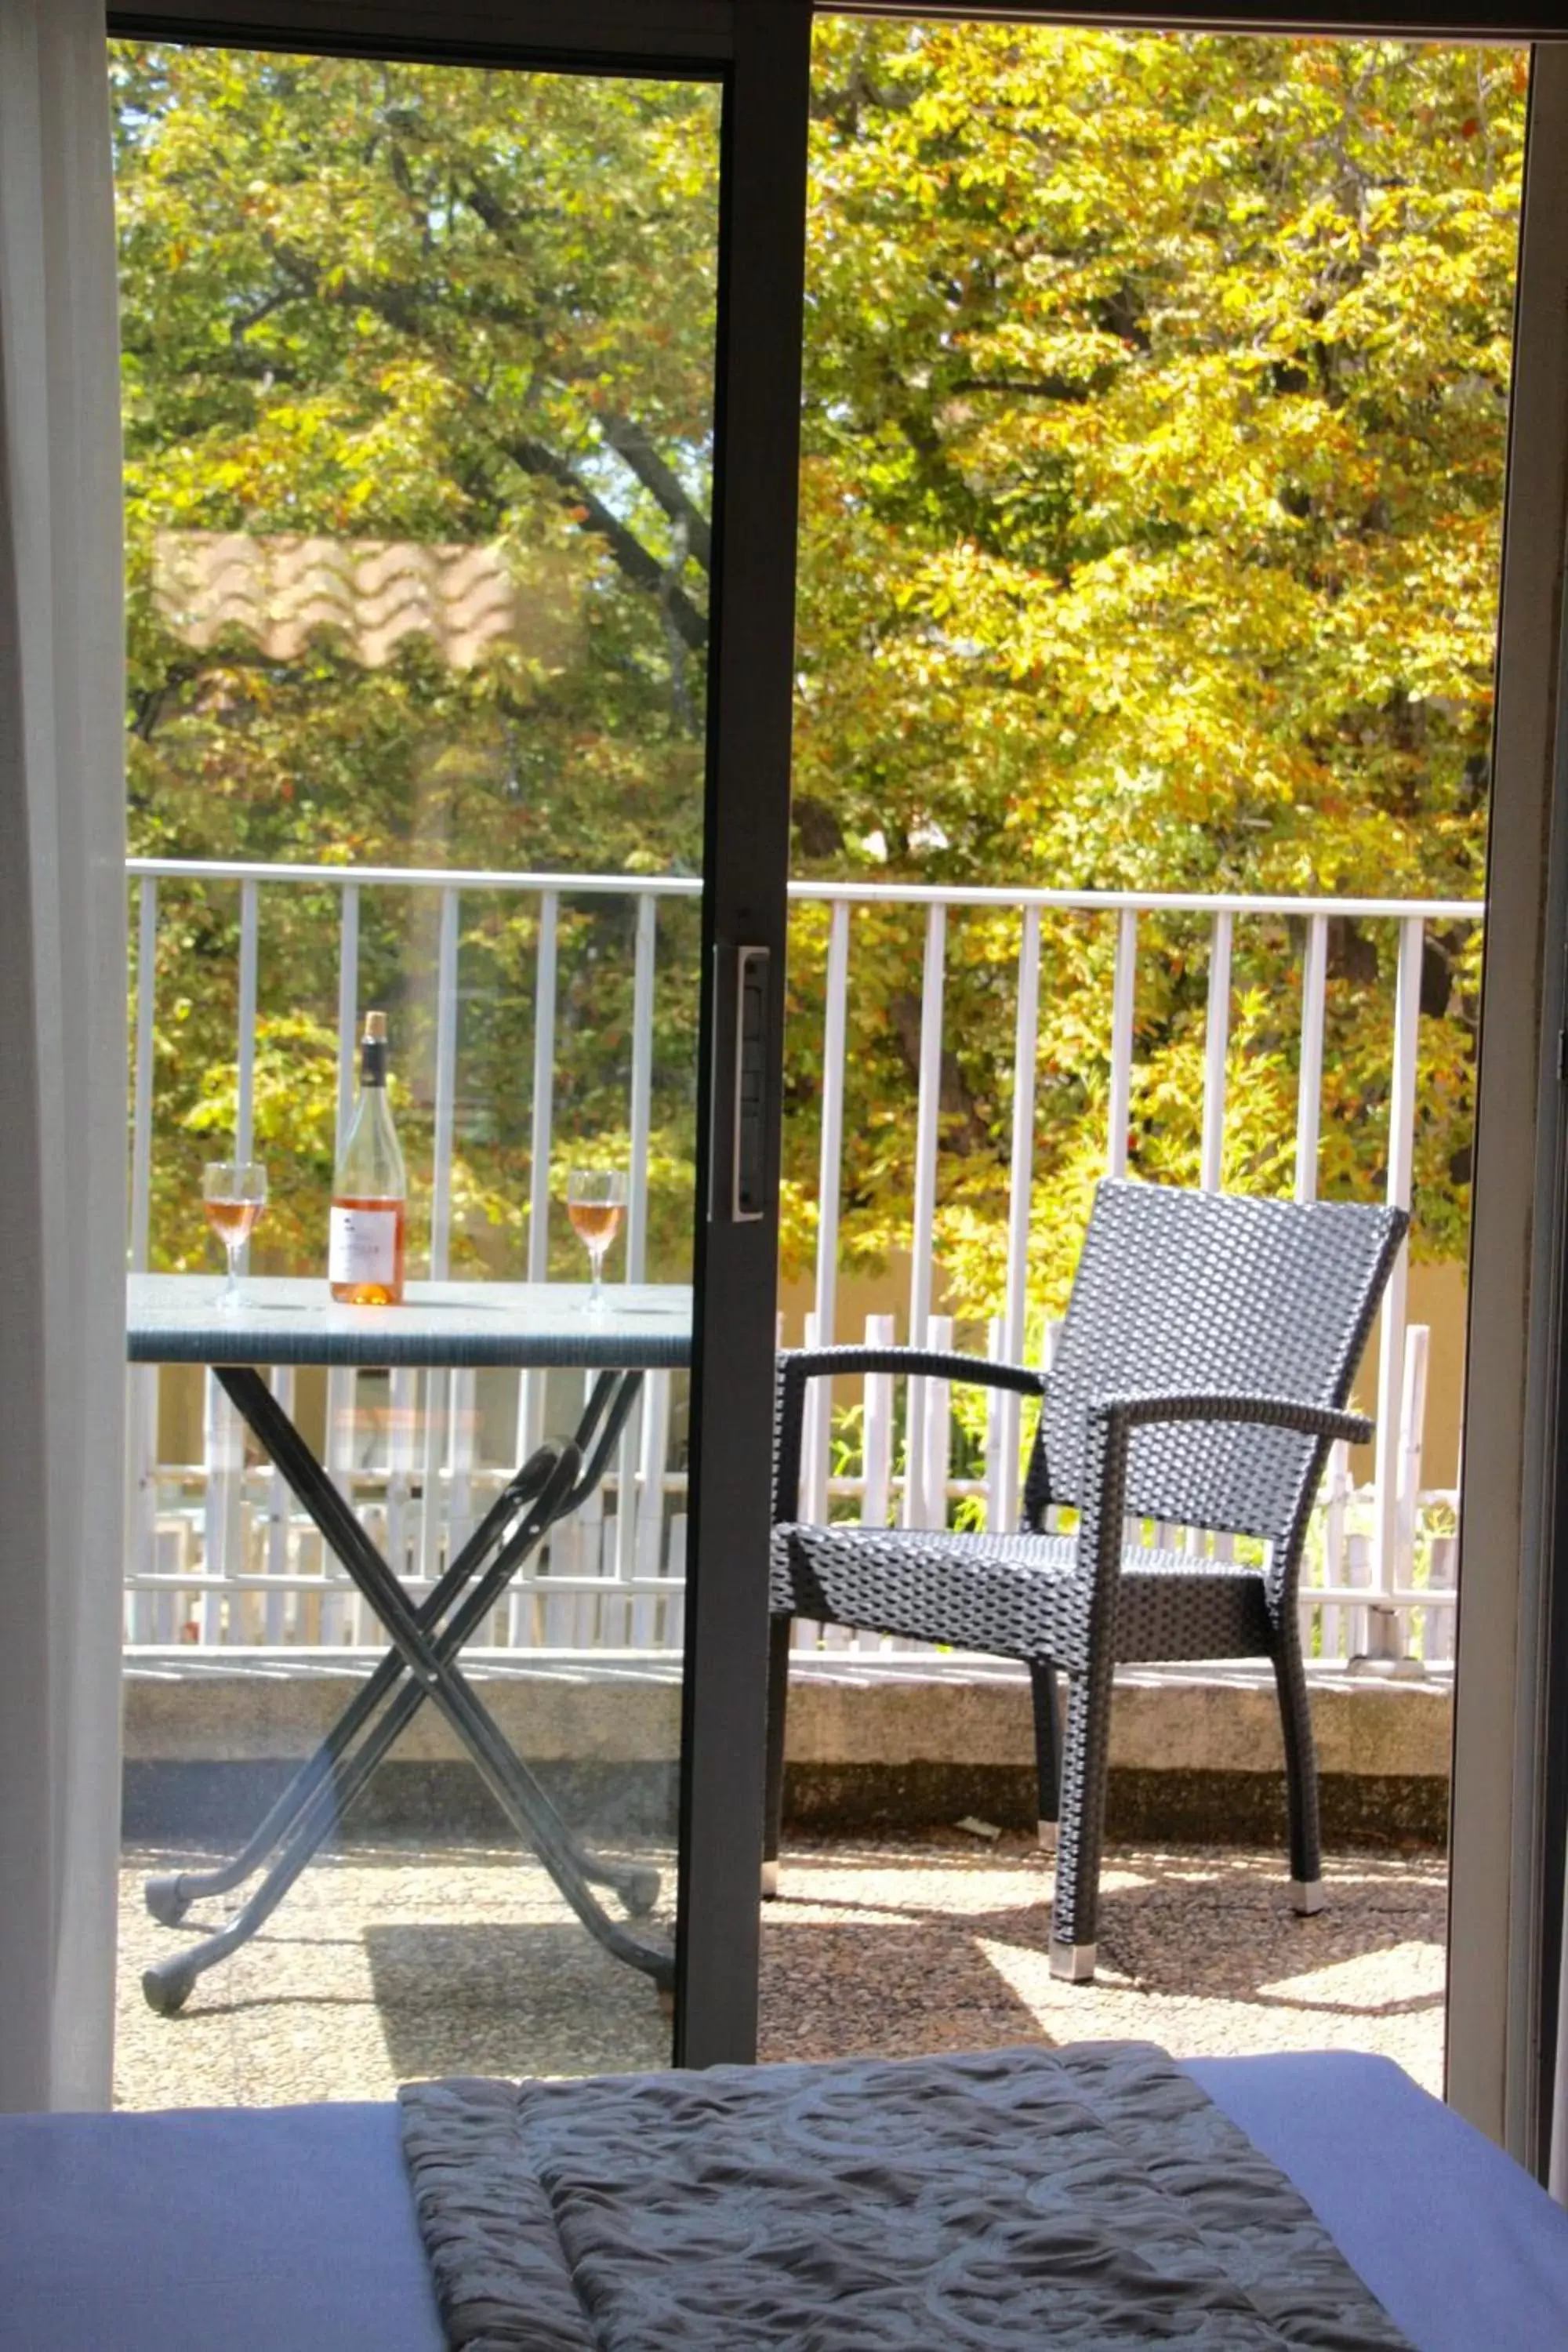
[398, 2040, 1413, 2350]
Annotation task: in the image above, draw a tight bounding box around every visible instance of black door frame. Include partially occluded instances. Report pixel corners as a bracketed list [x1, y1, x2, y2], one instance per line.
[110, 0, 813, 2070]
[107, 2, 1568, 2146]
[829, 9, 1568, 2182]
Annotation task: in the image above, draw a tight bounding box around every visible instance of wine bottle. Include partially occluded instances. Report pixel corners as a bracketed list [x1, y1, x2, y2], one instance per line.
[329, 1010, 408, 1305]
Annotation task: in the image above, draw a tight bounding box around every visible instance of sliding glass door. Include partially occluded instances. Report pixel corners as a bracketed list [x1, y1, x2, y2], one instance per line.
[112, 0, 806, 2095]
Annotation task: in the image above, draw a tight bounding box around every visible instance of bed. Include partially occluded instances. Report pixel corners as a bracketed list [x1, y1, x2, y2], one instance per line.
[2, 2051, 1566, 2350]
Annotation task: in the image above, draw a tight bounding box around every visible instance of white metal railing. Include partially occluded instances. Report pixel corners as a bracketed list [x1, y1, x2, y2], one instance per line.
[786, 1310, 1455, 1668]
[125, 858, 1482, 1667]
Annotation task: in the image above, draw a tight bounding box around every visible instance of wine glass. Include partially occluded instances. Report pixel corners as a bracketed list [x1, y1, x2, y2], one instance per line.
[203, 1160, 267, 1309]
[566, 1169, 626, 1311]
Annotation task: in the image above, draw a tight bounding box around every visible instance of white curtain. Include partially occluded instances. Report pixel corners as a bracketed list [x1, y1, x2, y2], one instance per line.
[0, 0, 126, 2111]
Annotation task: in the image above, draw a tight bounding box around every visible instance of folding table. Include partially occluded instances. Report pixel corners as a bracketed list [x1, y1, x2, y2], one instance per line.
[127, 1274, 692, 2014]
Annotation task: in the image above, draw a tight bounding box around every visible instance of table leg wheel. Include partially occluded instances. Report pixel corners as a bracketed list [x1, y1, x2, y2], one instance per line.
[144, 1874, 191, 1928]
[620, 1867, 661, 1918]
[142, 1960, 198, 2017]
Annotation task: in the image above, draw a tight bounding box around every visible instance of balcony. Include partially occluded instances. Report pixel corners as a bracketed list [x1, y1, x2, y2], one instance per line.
[114, 1820, 1446, 2105]
[125, 854, 1473, 1675]
[119, 853, 1465, 2093]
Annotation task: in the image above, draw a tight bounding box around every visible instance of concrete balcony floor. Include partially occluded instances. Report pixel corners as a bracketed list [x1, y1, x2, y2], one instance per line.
[114, 1830, 1445, 2111]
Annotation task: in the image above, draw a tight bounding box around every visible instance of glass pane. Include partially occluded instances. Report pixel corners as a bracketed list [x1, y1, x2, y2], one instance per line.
[116, 44, 721, 2101]
[768, 18, 1526, 2081]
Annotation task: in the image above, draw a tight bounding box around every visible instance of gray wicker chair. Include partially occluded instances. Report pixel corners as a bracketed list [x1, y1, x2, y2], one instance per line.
[767, 1178, 1407, 1983]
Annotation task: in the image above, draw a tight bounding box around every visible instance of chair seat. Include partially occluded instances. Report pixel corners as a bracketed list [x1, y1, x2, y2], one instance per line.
[771, 1522, 1276, 1669]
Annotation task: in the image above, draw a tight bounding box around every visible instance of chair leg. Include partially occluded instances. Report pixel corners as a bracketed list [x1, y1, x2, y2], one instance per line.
[762, 1615, 792, 1899]
[1049, 1664, 1115, 1981]
[1029, 1663, 1062, 1854]
[1271, 1624, 1324, 1915]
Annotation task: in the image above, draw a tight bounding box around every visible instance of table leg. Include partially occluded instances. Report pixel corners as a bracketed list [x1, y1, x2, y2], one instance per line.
[143, 1368, 674, 2012]
[145, 1370, 639, 1926]
[143, 1584, 673, 2016]
[145, 1445, 562, 1925]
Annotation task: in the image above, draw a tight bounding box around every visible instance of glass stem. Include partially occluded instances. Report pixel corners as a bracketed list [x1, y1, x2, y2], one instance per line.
[224, 1245, 241, 1306]
[589, 1245, 605, 1307]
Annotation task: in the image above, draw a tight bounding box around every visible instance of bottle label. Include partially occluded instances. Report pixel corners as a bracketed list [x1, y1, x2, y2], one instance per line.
[329, 1204, 399, 1287]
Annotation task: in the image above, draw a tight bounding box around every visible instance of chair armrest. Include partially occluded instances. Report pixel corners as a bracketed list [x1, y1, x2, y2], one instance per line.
[1091, 1389, 1371, 1448]
[780, 1345, 1046, 1396]
[1073, 1388, 1372, 1624]
[773, 1347, 1045, 1524]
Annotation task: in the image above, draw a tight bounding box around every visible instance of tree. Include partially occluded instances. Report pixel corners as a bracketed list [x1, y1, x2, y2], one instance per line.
[113, 27, 1526, 1336]
[115, 45, 720, 1275]
[790, 24, 1521, 1320]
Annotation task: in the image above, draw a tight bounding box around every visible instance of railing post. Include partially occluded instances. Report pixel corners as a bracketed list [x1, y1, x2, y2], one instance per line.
[427, 886, 459, 1279]
[925, 1312, 954, 1534]
[1368, 915, 1422, 1663]
[335, 880, 361, 1148]
[633, 1369, 673, 1583]
[264, 1365, 294, 1646]
[1295, 912, 1328, 1204]
[1315, 1437, 1352, 1661]
[231, 869, 260, 1673]
[1397, 1323, 1431, 1658]
[984, 1316, 1007, 1533]
[1427, 1502, 1459, 1667]
[862, 1311, 896, 1532]
[1200, 909, 1232, 1192]
[234, 877, 259, 1173]
[528, 888, 559, 1281]
[800, 1313, 854, 1645]
[1107, 906, 1137, 1182]
[323, 1366, 358, 1640]
[519, 887, 560, 1468]
[201, 1369, 241, 1646]
[625, 891, 657, 1284]
[130, 876, 158, 1270]
[421, 886, 460, 1588]
[616, 891, 659, 1581]
[800, 1308, 828, 1524]
[904, 902, 946, 1527]
[127, 877, 160, 1635]
[382, 1365, 418, 1632]
[327, 880, 362, 1560]
[450, 1366, 477, 1544]
[625, 1367, 673, 1646]
[1000, 906, 1041, 1530]
[123, 1366, 159, 1644]
[807, 901, 851, 1532]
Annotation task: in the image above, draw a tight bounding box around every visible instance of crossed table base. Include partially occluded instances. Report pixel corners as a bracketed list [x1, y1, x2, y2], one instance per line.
[128, 1276, 692, 2014]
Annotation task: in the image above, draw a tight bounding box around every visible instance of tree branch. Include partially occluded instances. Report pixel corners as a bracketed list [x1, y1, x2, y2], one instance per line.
[260, 233, 708, 648]
[500, 436, 709, 651]
[950, 375, 1094, 404]
[229, 287, 296, 346]
[601, 412, 712, 572]
[263, 232, 426, 336]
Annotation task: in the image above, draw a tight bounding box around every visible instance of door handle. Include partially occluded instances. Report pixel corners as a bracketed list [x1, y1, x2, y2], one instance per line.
[732, 945, 770, 1221]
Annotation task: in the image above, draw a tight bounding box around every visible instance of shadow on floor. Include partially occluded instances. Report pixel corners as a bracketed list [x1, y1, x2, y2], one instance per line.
[363, 1920, 673, 2082]
[113, 1835, 1446, 2107]
[759, 1914, 1052, 2063]
[757, 1837, 1446, 2067]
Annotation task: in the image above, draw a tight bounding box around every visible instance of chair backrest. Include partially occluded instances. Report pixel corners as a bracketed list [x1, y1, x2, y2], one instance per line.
[1029, 1179, 1406, 1544]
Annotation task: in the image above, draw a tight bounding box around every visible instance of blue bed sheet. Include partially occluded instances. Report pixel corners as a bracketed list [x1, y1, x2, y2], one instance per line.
[2, 2053, 1566, 2350]
[1189, 2053, 1568, 2351]
[0, 2100, 445, 2352]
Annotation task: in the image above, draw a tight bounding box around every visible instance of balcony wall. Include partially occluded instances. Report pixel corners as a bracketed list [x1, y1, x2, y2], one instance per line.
[122, 1656, 1450, 1849]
